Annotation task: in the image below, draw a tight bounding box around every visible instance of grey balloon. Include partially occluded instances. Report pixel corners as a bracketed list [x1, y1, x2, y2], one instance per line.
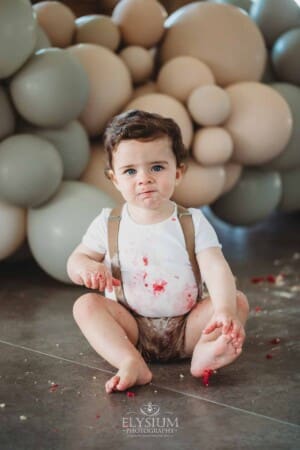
[0, 86, 15, 140]
[208, 0, 252, 13]
[271, 28, 300, 86]
[278, 169, 300, 213]
[34, 25, 51, 52]
[250, 0, 300, 48]
[211, 169, 282, 226]
[27, 181, 116, 283]
[9, 48, 89, 127]
[0, 134, 63, 207]
[0, 0, 37, 79]
[264, 83, 300, 171]
[21, 120, 90, 180]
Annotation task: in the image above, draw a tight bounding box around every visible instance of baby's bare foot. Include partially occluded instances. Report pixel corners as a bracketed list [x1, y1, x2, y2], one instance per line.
[105, 357, 153, 394]
[190, 334, 242, 377]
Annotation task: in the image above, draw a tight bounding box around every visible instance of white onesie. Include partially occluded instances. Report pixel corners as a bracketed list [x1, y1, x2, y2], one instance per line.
[82, 202, 221, 318]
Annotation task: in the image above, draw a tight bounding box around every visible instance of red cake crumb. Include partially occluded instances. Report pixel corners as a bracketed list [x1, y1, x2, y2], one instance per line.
[202, 369, 213, 387]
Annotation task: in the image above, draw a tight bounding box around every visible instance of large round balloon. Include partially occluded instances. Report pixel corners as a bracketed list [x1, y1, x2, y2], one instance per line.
[271, 28, 300, 86]
[22, 121, 90, 180]
[0, 86, 15, 140]
[278, 169, 300, 213]
[160, 2, 267, 86]
[112, 0, 167, 48]
[0, 199, 26, 261]
[157, 56, 215, 103]
[208, 0, 252, 13]
[0, 0, 37, 79]
[187, 85, 231, 126]
[264, 83, 300, 171]
[10, 48, 89, 128]
[172, 158, 226, 207]
[68, 44, 132, 136]
[124, 93, 193, 149]
[211, 169, 282, 225]
[119, 46, 154, 85]
[33, 1, 76, 48]
[27, 181, 116, 283]
[0, 134, 63, 208]
[224, 82, 293, 165]
[250, 0, 300, 48]
[75, 15, 121, 52]
[192, 127, 233, 166]
[81, 142, 124, 205]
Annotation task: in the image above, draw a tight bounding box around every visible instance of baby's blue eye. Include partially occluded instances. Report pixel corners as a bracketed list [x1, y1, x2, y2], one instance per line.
[152, 165, 164, 172]
[124, 168, 136, 175]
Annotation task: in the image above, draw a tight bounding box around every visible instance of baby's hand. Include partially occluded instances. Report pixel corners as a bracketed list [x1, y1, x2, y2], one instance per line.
[203, 311, 245, 346]
[78, 261, 120, 292]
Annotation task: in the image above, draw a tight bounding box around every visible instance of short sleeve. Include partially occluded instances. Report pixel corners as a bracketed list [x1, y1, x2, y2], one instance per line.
[81, 208, 112, 255]
[189, 208, 222, 254]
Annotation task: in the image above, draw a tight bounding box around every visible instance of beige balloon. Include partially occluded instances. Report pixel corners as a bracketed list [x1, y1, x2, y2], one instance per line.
[75, 15, 121, 52]
[0, 199, 26, 261]
[172, 158, 226, 207]
[224, 82, 293, 165]
[192, 127, 233, 166]
[112, 0, 167, 48]
[157, 56, 215, 103]
[131, 81, 158, 100]
[81, 142, 123, 205]
[67, 44, 133, 136]
[187, 85, 231, 126]
[222, 162, 243, 194]
[160, 2, 267, 86]
[33, 1, 76, 48]
[124, 93, 193, 149]
[119, 46, 154, 85]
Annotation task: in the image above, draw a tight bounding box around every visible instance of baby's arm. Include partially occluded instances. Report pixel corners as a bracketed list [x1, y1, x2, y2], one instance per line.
[67, 243, 120, 292]
[197, 247, 243, 339]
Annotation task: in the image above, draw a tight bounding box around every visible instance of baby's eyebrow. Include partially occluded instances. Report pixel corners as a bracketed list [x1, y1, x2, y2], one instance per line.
[119, 161, 169, 170]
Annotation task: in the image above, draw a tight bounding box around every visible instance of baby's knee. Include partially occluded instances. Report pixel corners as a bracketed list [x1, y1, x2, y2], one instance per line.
[236, 291, 250, 316]
[73, 293, 104, 323]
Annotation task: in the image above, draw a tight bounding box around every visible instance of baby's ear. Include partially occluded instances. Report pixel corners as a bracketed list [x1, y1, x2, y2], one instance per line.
[104, 169, 114, 180]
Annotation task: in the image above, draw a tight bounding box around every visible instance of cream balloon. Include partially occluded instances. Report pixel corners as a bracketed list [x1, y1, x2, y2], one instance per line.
[187, 85, 231, 126]
[172, 158, 226, 207]
[112, 0, 167, 48]
[68, 44, 133, 136]
[160, 2, 267, 86]
[192, 127, 233, 166]
[157, 56, 215, 103]
[0, 200, 26, 261]
[75, 15, 121, 52]
[124, 93, 193, 149]
[222, 162, 243, 194]
[131, 82, 158, 100]
[81, 142, 124, 205]
[224, 82, 293, 165]
[119, 46, 154, 85]
[33, 1, 76, 48]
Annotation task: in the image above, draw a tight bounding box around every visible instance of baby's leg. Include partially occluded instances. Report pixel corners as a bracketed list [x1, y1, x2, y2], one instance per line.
[73, 293, 152, 393]
[184, 291, 249, 377]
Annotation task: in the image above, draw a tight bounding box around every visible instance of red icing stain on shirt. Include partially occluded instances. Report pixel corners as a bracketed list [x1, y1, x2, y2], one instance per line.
[202, 369, 213, 387]
[171, 218, 177, 221]
[152, 280, 167, 295]
[142, 257, 148, 266]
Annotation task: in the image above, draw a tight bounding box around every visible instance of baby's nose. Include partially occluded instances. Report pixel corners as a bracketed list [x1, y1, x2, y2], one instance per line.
[138, 170, 153, 184]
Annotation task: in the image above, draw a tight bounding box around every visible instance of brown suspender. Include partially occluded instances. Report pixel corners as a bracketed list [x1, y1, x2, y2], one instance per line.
[107, 204, 202, 305]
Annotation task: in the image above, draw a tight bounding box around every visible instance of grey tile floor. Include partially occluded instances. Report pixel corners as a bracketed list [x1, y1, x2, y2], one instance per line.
[0, 210, 299, 450]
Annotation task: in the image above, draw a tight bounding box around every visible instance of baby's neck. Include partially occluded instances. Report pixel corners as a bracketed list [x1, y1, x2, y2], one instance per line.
[127, 202, 175, 225]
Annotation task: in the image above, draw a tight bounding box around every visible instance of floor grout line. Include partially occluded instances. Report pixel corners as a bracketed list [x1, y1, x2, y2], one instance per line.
[1, 339, 300, 430]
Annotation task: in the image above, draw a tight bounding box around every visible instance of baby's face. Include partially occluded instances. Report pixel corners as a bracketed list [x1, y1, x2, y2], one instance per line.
[109, 137, 183, 209]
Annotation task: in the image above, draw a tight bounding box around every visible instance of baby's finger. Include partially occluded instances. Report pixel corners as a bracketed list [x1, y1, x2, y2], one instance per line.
[89, 273, 98, 290]
[203, 322, 218, 334]
[98, 273, 107, 292]
[231, 321, 241, 338]
[84, 274, 92, 289]
[222, 319, 232, 334]
[105, 271, 113, 292]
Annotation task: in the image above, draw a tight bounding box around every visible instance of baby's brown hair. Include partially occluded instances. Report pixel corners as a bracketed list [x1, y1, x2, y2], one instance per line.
[103, 109, 188, 173]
